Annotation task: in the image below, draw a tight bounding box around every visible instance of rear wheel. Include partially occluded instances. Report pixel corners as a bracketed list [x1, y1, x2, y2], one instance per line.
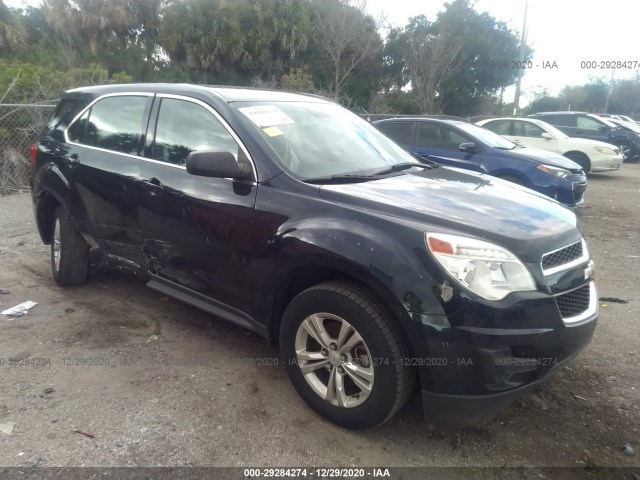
[51, 206, 90, 286]
[280, 282, 413, 429]
[564, 152, 590, 173]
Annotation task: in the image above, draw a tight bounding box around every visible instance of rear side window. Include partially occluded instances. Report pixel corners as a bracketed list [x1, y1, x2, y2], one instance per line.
[378, 122, 414, 145]
[67, 96, 149, 155]
[152, 98, 240, 166]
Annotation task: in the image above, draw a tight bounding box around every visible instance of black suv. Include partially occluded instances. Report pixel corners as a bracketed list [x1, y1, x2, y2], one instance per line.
[31, 84, 598, 428]
[528, 111, 640, 161]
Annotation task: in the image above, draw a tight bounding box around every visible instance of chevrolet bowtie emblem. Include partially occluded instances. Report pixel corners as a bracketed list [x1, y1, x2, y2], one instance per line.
[584, 260, 595, 281]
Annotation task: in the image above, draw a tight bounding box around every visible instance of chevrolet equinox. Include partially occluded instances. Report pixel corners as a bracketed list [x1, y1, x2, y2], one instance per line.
[30, 84, 598, 429]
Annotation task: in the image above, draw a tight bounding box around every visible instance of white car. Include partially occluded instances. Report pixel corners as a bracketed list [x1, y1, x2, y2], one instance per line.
[476, 117, 623, 173]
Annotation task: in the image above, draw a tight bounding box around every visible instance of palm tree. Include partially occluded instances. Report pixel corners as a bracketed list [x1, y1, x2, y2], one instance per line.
[159, 0, 247, 83]
[249, 0, 310, 82]
[0, 0, 26, 52]
[44, 0, 135, 55]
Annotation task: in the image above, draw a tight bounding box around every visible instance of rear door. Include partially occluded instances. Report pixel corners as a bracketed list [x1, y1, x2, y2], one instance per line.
[137, 95, 257, 315]
[63, 93, 153, 267]
[412, 122, 484, 172]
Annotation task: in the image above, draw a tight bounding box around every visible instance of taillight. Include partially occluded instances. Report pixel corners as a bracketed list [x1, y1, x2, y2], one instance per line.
[29, 143, 37, 169]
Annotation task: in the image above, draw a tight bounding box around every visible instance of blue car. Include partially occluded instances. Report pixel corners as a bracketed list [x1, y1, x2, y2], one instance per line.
[374, 118, 587, 207]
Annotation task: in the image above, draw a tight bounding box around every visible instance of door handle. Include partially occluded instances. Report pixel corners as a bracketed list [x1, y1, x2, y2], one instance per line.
[62, 153, 79, 166]
[141, 177, 165, 196]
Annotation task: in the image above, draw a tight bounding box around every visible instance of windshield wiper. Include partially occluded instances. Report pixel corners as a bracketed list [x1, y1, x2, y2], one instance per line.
[304, 174, 377, 184]
[370, 162, 436, 176]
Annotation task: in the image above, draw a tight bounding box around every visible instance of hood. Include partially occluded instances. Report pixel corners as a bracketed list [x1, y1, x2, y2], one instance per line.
[508, 146, 582, 171]
[614, 122, 640, 134]
[319, 167, 580, 262]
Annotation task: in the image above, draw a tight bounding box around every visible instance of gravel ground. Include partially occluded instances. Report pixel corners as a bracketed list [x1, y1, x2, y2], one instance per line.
[0, 166, 639, 476]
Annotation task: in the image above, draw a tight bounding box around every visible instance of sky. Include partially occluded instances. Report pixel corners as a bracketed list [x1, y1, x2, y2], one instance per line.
[365, 0, 638, 103]
[6, 0, 638, 105]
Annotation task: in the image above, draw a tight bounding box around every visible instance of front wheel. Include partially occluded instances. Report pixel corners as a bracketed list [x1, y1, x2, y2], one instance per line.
[280, 282, 414, 429]
[51, 206, 90, 286]
[563, 152, 590, 173]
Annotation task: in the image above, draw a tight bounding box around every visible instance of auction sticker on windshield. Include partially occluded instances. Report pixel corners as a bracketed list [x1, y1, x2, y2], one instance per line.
[238, 105, 294, 127]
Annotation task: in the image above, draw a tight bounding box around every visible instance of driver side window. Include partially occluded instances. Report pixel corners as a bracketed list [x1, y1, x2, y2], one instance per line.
[152, 98, 240, 166]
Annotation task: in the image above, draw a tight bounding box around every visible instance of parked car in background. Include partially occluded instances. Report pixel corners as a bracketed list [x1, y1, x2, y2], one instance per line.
[476, 117, 623, 173]
[528, 111, 640, 162]
[606, 116, 640, 135]
[31, 84, 599, 429]
[596, 113, 638, 124]
[615, 115, 639, 125]
[374, 118, 587, 207]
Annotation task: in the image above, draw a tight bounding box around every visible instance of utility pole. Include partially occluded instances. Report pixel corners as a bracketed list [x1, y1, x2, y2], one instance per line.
[512, 0, 529, 116]
[604, 68, 616, 113]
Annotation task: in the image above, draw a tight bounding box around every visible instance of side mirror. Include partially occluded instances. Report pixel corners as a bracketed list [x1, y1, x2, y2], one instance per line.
[186, 150, 253, 181]
[597, 125, 609, 132]
[541, 132, 553, 140]
[459, 142, 477, 153]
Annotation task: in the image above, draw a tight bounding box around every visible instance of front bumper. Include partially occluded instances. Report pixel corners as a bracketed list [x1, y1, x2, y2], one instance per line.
[422, 341, 589, 426]
[415, 281, 598, 426]
[590, 153, 623, 172]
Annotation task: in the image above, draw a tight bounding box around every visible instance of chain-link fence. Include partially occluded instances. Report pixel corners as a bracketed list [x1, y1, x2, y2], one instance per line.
[0, 103, 56, 195]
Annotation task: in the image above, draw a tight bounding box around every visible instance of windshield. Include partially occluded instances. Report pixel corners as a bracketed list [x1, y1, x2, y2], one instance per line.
[233, 101, 420, 180]
[588, 114, 617, 128]
[454, 121, 517, 149]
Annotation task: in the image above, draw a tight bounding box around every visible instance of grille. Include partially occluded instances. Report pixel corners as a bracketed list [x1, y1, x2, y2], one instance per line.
[542, 241, 583, 271]
[556, 284, 591, 318]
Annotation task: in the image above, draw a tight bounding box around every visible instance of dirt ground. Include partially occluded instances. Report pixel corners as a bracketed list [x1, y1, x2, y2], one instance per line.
[0, 165, 639, 476]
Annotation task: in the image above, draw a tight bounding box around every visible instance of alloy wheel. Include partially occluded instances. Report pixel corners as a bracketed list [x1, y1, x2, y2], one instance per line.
[294, 313, 374, 408]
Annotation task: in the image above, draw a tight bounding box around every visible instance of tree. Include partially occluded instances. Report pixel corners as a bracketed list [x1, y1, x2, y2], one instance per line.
[434, 0, 532, 115]
[310, 0, 383, 100]
[159, 0, 247, 83]
[245, 0, 310, 83]
[393, 15, 464, 113]
[0, 1, 26, 52]
[44, 0, 135, 56]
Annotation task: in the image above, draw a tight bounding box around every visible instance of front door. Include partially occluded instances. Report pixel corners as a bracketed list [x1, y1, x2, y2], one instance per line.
[412, 122, 484, 172]
[137, 95, 257, 314]
[511, 120, 559, 153]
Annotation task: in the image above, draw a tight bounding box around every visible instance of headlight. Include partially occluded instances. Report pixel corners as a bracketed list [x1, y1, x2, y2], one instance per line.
[536, 164, 572, 178]
[425, 233, 536, 301]
[593, 146, 616, 155]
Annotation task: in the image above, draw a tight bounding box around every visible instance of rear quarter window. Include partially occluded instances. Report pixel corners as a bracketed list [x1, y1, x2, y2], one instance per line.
[45, 97, 91, 140]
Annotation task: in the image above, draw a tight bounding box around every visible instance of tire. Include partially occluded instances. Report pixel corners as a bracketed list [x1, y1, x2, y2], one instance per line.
[613, 141, 634, 162]
[496, 174, 525, 186]
[563, 152, 590, 173]
[51, 206, 90, 286]
[280, 282, 414, 429]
